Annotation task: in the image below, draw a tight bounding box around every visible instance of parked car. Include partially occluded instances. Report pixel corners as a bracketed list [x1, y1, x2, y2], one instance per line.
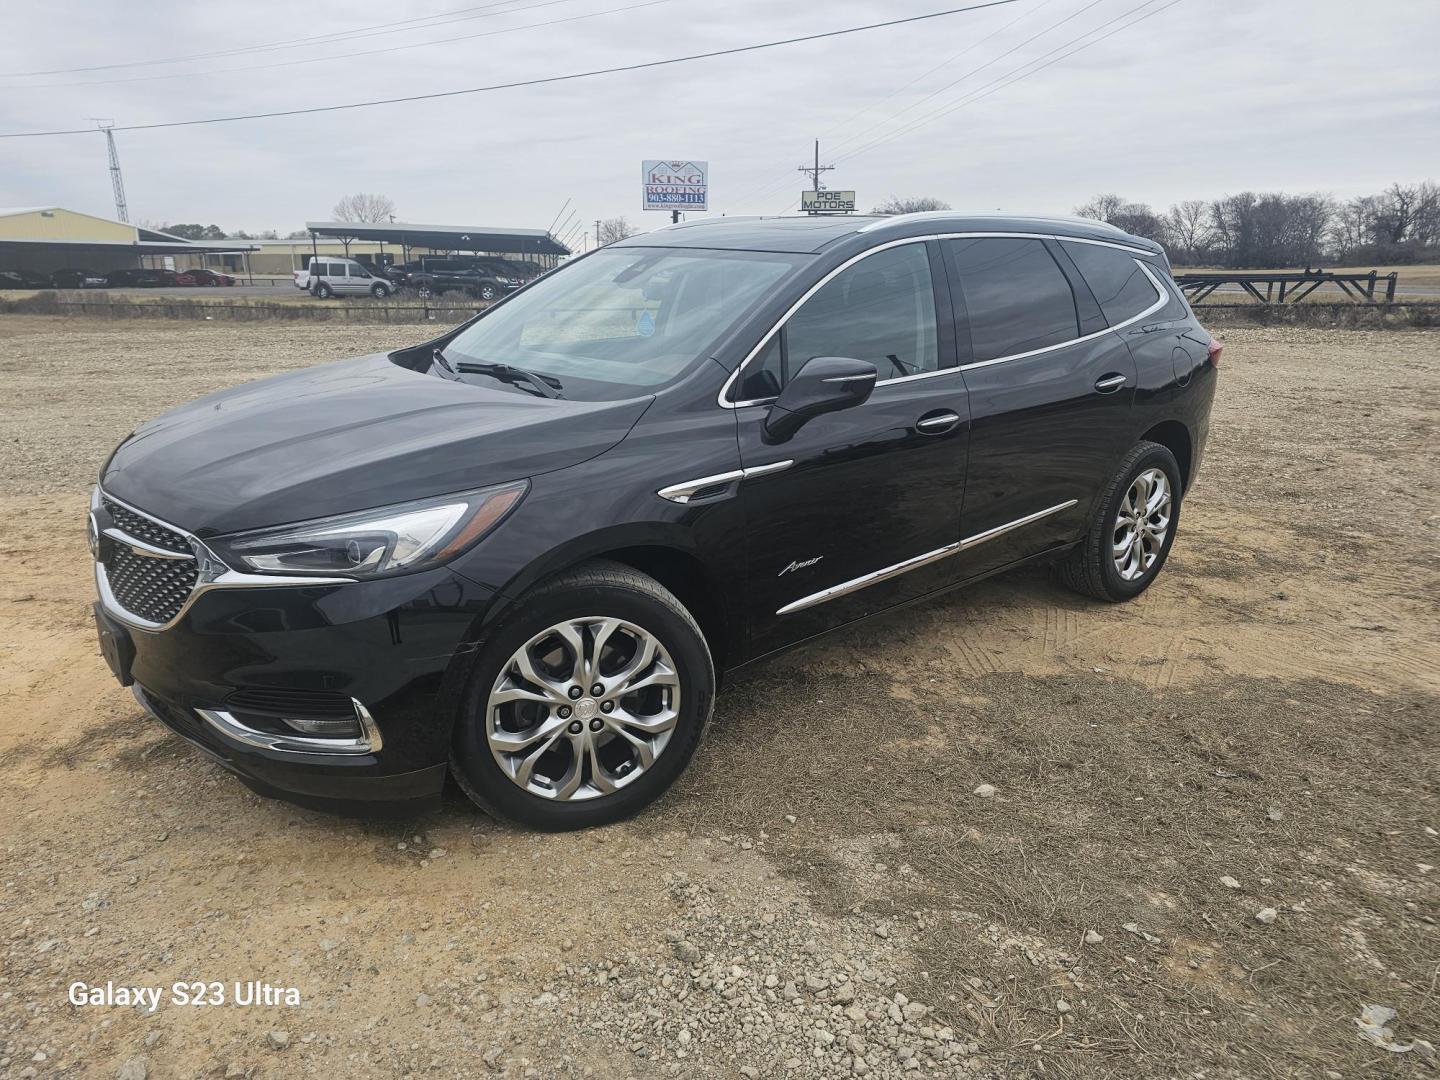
[105, 268, 178, 288]
[175, 268, 235, 287]
[0, 268, 52, 289]
[384, 261, 422, 285]
[404, 259, 512, 301]
[306, 258, 393, 299]
[90, 213, 1218, 829]
[51, 267, 109, 288]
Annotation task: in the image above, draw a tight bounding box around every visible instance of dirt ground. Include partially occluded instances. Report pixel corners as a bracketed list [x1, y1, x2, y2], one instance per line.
[0, 314, 1435, 1080]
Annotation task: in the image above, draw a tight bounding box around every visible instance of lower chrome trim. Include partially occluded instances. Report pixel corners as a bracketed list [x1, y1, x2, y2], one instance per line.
[775, 498, 1080, 615]
[193, 699, 382, 756]
[958, 499, 1078, 550]
[657, 460, 794, 504]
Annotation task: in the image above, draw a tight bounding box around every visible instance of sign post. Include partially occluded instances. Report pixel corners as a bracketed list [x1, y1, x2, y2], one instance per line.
[643, 160, 708, 224]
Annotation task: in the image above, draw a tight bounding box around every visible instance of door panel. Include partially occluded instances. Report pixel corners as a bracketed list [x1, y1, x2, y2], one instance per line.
[736, 376, 969, 655]
[941, 236, 1137, 580]
[732, 239, 969, 659]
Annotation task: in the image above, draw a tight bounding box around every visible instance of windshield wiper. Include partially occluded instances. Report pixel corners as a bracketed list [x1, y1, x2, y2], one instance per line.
[453, 361, 564, 399]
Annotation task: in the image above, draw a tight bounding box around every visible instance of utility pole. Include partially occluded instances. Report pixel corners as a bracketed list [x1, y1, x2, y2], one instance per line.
[91, 119, 129, 222]
[595, 219, 602, 248]
[797, 139, 835, 195]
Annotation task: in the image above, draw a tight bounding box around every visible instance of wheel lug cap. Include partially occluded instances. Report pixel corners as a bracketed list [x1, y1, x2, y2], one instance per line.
[590, 683, 604, 697]
[558, 706, 571, 719]
[589, 718, 603, 732]
[568, 686, 583, 699]
[568, 720, 583, 734]
[601, 701, 614, 713]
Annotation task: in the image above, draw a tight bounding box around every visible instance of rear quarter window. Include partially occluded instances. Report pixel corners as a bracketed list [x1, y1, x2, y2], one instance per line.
[1061, 241, 1163, 326]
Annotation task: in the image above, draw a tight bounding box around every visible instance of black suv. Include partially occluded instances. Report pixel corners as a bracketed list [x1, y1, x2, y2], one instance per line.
[403, 258, 519, 301]
[92, 213, 1218, 829]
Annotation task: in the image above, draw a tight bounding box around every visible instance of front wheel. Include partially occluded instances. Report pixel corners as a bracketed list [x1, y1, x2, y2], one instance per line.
[451, 561, 714, 830]
[1057, 441, 1182, 602]
[369, 282, 390, 298]
[478, 284, 498, 301]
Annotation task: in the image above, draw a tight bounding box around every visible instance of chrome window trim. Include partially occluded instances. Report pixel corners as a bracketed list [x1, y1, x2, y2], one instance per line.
[94, 488, 354, 634]
[958, 259, 1169, 373]
[656, 459, 794, 504]
[775, 499, 1078, 615]
[718, 232, 1164, 409]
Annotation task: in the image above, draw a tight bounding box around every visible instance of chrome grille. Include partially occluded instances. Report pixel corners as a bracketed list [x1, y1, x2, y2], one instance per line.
[103, 542, 200, 625]
[102, 497, 192, 554]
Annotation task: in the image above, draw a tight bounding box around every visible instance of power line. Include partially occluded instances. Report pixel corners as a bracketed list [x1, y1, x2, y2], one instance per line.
[19, 0, 673, 89]
[0, 1, 1018, 139]
[832, 0, 1182, 168]
[765, 0, 1180, 214]
[0, 0, 581, 77]
[725, 0, 1091, 213]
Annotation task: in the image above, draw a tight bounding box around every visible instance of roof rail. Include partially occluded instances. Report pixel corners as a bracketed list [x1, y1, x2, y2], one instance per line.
[857, 210, 1133, 236]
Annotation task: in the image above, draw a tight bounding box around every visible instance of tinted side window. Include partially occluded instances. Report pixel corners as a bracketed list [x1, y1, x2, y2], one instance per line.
[1062, 241, 1159, 326]
[945, 238, 1078, 362]
[737, 242, 937, 400]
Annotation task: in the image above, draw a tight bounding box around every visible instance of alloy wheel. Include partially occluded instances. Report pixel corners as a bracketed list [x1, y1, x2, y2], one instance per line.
[485, 617, 680, 801]
[1113, 467, 1171, 581]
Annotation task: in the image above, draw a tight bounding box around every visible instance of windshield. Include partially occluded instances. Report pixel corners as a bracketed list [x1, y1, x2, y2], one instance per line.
[439, 247, 805, 400]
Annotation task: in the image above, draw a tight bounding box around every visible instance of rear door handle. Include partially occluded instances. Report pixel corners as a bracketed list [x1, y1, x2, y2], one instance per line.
[1094, 373, 1128, 393]
[916, 410, 961, 434]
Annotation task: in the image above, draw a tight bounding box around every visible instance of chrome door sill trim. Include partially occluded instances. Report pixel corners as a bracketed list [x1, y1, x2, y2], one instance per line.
[959, 499, 1078, 550]
[776, 499, 1079, 615]
[657, 460, 794, 504]
[776, 542, 960, 616]
[194, 699, 382, 756]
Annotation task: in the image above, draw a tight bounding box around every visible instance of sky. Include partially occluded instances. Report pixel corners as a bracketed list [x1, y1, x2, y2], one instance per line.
[1, 0, 1437, 246]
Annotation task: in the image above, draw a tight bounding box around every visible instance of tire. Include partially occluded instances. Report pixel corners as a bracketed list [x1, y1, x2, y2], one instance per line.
[417, 283, 435, 300]
[450, 560, 715, 830]
[370, 282, 390, 299]
[313, 282, 332, 299]
[1057, 440, 1182, 602]
[478, 284, 498, 301]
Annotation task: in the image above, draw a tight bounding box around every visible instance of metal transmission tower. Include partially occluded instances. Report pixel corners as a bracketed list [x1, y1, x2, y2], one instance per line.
[91, 119, 129, 222]
[796, 139, 835, 193]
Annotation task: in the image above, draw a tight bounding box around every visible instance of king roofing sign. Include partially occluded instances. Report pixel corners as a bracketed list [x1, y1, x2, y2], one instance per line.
[643, 160, 709, 212]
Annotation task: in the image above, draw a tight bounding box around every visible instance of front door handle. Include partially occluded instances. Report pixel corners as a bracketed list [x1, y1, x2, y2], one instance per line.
[916, 410, 961, 434]
[1094, 373, 1128, 393]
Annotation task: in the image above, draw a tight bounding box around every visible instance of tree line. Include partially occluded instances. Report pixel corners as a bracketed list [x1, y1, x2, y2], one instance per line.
[1075, 182, 1439, 267]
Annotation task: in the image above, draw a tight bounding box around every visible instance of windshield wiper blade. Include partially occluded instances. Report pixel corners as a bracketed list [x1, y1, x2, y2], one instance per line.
[453, 361, 564, 399]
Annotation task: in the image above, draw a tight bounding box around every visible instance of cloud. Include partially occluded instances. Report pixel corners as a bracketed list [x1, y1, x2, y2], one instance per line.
[1, 0, 1437, 234]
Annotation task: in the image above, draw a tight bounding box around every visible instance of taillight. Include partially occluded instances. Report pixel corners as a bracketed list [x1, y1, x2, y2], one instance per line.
[1207, 339, 1223, 367]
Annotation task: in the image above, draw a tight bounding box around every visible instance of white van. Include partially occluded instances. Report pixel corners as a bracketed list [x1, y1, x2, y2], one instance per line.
[307, 259, 393, 299]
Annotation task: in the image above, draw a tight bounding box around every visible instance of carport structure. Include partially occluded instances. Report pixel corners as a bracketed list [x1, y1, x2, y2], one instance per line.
[0, 207, 258, 279]
[303, 220, 570, 273]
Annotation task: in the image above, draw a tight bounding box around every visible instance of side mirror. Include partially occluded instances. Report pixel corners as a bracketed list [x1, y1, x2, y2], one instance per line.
[763, 356, 877, 443]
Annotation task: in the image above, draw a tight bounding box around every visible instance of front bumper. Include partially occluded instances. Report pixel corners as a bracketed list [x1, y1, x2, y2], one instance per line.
[95, 559, 497, 815]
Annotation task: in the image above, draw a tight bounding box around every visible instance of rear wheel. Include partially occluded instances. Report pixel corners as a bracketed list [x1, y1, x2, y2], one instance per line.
[478, 283, 498, 301]
[313, 282, 333, 299]
[451, 561, 714, 830]
[1058, 441, 1181, 602]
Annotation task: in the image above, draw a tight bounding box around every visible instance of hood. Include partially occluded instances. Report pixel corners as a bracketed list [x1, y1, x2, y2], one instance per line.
[102, 354, 652, 536]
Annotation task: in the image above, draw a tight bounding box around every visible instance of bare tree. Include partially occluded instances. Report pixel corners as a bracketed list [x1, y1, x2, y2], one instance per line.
[597, 217, 639, 245]
[1074, 194, 1167, 244]
[871, 196, 951, 215]
[332, 193, 397, 224]
[1164, 200, 1211, 262]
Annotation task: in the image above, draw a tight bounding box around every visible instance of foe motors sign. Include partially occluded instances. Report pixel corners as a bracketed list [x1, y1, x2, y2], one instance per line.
[643, 160, 709, 211]
[801, 190, 857, 214]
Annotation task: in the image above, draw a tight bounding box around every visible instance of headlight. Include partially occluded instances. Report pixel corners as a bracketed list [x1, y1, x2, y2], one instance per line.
[209, 481, 527, 579]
